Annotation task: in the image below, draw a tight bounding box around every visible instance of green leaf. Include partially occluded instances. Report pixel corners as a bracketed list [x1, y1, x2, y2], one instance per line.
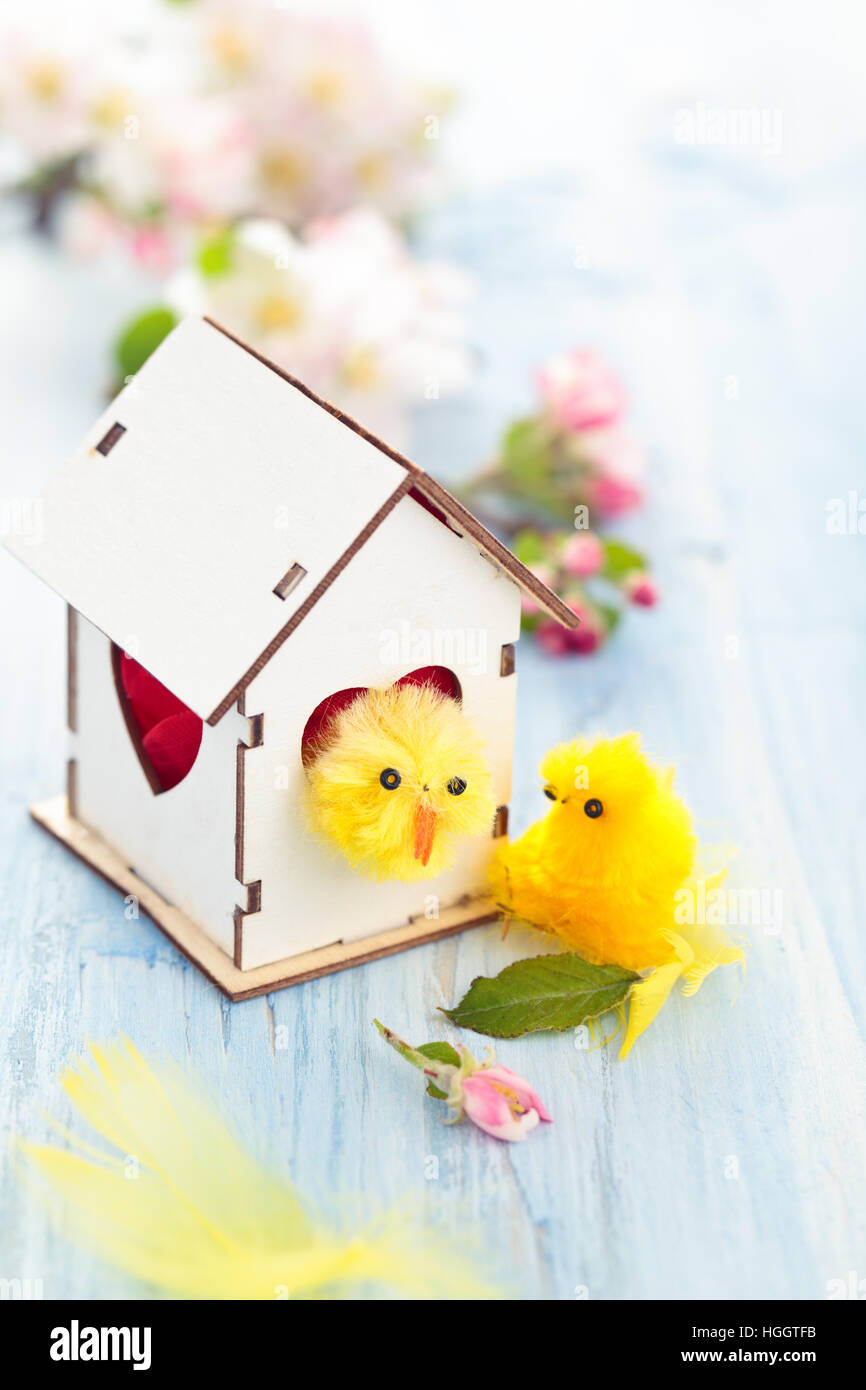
[113, 307, 177, 381]
[500, 418, 554, 487]
[601, 538, 647, 582]
[417, 1041, 460, 1099]
[416, 1041, 461, 1068]
[196, 227, 236, 278]
[594, 601, 622, 635]
[511, 527, 546, 566]
[442, 952, 639, 1038]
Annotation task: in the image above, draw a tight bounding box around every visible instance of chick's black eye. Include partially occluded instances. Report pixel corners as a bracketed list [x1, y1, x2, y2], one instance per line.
[447, 776, 467, 796]
[584, 798, 603, 818]
[380, 767, 401, 790]
[543, 787, 557, 801]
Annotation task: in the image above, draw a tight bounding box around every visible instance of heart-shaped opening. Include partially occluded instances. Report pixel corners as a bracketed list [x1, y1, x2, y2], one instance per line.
[112, 645, 203, 794]
[301, 666, 461, 768]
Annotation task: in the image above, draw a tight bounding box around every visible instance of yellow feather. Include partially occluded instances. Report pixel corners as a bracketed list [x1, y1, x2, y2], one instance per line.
[306, 684, 495, 881]
[20, 1039, 498, 1300]
[619, 930, 694, 1058]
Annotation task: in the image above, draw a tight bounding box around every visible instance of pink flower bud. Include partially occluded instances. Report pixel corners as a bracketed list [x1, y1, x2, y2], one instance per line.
[568, 622, 605, 654]
[580, 425, 645, 480]
[375, 1021, 552, 1144]
[129, 226, 176, 276]
[562, 532, 604, 579]
[536, 350, 625, 433]
[460, 1064, 552, 1142]
[586, 474, 644, 518]
[537, 604, 606, 657]
[535, 619, 571, 655]
[624, 571, 659, 607]
[569, 598, 608, 651]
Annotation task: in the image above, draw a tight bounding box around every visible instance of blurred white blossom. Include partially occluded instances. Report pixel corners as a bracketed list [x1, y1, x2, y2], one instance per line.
[168, 211, 473, 443]
[0, 30, 92, 162]
[1, 3, 470, 435]
[0, 2, 448, 241]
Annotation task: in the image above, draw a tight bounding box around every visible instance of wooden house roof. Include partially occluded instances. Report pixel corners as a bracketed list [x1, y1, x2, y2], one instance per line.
[4, 317, 577, 724]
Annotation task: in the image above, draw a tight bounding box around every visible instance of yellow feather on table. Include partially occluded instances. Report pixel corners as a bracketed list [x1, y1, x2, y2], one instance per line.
[488, 733, 744, 1055]
[20, 1038, 498, 1300]
[306, 683, 496, 882]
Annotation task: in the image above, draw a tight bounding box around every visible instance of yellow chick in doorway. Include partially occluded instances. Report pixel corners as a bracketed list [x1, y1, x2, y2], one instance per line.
[306, 683, 495, 882]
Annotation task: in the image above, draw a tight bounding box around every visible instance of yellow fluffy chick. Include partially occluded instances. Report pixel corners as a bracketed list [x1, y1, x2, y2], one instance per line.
[489, 733, 743, 1055]
[490, 732, 695, 970]
[306, 684, 495, 882]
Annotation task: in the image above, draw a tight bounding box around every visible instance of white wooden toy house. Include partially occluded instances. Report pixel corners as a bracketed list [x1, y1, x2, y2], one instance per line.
[5, 318, 576, 999]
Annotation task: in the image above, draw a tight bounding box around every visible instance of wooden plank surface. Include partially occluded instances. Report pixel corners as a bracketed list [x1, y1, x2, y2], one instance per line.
[1, 143, 865, 1300]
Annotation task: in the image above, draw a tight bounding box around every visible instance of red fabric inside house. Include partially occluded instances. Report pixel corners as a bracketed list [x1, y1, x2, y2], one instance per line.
[394, 665, 460, 700]
[300, 666, 461, 766]
[119, 652, 203, 792]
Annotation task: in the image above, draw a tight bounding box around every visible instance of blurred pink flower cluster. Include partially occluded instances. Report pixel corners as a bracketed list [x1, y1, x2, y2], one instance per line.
[462, 349, 657, 656]
[535, 349, 646, 518]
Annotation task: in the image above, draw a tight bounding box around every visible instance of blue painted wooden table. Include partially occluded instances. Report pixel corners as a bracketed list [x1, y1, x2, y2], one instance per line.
[2, 145, 865, 1300]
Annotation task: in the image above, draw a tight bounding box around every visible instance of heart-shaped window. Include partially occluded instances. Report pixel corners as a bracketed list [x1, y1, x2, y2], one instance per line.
[112, 646, 203, 794]
[301, 666, 461, 768]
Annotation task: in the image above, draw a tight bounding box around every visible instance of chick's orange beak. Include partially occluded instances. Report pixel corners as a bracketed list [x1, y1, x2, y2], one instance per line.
[413, 801, 439, 866]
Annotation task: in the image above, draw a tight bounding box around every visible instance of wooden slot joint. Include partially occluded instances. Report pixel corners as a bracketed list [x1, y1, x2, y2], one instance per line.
[493, 805, 509, 838]
[234, 740, 246, 882]
[66, 759, 78, 818]
[234, 715, 264, 968]
[273, 562, 307, 601]
[66, 606, 78, 732]
[500, 643, 516, 677]
[95, 421, 126, 456]
[236, 693, 264, 748]
[232, 906, 245, 969]
[232, 883, 262, 969]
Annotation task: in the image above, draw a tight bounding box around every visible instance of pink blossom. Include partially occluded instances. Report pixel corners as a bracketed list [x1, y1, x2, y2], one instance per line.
[569, 621, 605, 654]
[536, 617, 604, 657]
[537, 601, 606, 657]
[460, 1064, 552, 1142]
[536, 349, 625, 433]
[580, 425, 646, 515]
[129, 226, 177, 276]
[624, 571, 660, 607]
[562, 532, 604, 579]
[566, 599, 606, 654]
[586, 474, 644, 517]
[375, 1022, 552, 1145]
[535, 620, 571, 656]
